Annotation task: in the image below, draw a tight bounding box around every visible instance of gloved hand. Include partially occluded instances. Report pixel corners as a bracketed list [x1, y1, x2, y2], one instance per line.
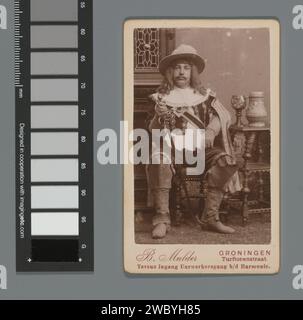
[155, 100, 168, 117]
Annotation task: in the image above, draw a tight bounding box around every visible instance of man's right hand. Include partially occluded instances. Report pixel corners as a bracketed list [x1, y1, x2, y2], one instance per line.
[155, 101, 168, 116]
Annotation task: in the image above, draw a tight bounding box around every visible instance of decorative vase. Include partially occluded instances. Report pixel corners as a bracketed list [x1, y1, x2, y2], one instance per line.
[246, 91, 267, 127]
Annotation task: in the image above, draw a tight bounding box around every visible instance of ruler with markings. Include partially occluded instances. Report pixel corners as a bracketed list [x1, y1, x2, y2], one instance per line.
[15, 0, 94, 272]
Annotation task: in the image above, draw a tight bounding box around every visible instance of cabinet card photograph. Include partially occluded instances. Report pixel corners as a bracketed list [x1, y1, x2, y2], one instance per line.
[124, 20, 280, 274]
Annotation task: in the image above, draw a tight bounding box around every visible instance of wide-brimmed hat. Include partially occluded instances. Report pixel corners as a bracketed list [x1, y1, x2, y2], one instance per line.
[159, 44, 205, 75]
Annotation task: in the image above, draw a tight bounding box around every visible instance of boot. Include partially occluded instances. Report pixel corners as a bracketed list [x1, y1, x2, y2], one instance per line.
[151, 188, 171, 239]
[152, 223, 171, 239]
[207, 218, 235, 234]
[204, 187, 235, 234]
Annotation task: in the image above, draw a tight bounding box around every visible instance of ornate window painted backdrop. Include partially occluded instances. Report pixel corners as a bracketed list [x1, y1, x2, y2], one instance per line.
[134, 28, 160, 71]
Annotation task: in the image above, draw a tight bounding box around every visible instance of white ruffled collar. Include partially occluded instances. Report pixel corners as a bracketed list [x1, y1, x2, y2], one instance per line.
[152, 87, 210, 108]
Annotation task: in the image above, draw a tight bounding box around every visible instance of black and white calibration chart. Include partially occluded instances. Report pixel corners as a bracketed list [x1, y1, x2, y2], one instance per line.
[15, 0, 94, 271]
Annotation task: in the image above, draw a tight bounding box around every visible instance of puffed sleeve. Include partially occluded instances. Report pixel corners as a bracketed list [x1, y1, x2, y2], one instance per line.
[206, 115, 221, 136]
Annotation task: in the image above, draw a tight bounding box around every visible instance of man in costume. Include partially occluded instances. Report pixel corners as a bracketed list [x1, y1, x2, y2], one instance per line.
[146, 44, 241, 239]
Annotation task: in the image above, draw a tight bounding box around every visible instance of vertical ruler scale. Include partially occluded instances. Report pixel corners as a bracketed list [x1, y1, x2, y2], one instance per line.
[15, 0, 93, 272]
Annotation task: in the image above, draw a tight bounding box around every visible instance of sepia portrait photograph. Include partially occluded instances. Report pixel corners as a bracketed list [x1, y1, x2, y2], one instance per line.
[124, 20, 280, 274]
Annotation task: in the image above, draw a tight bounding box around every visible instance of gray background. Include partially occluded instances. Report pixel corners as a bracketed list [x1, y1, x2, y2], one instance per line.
[0, 0, 300, 299]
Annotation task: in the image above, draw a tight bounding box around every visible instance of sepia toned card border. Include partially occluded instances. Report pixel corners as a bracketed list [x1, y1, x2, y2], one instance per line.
[123, 19, 280, 274]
